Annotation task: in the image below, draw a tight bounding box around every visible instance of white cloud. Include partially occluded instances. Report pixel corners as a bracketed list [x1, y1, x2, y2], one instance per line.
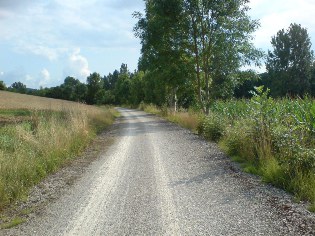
[249, 0, 315, 51]
[0, 67, 25, 87]
[15, 44, 62, 61]
[39, 68, 51, 87]
[24, 74, 36, 87]
[25, 74, 33, 82]
[0, 68, 53, 89]
[64, 48, 91, 82]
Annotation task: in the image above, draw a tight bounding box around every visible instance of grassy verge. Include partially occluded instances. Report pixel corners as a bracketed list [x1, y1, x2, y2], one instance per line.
[0, 92, 118, 210]
[138, 90, 315, 211]
[139, 103, 200, 132]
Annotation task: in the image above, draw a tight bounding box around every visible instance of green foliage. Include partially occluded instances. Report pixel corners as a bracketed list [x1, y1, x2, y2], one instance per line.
[135, 0, 263, 113]
[9, 82, 27, 94]
[198, 114, 224, 142]
[267, 23, 314, 97]
[134, 0, 193, 108]
[86, 72, 103, 105]
[114, 64, 132, 105]
[0, 217, 25, 229]
[248, 86, 275, 160]
[0, 81, 6, 91]
[220, 119, 255, 162]
[130, 71, 145, 105]
[38, 77, 87, 102]
[196, 93, 315, 207]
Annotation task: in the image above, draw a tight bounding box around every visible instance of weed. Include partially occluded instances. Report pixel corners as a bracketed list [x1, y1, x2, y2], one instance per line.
[0, 217, 25, 229]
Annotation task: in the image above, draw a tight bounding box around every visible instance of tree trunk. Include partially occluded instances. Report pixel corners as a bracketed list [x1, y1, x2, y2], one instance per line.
[191, 14, 205, 114]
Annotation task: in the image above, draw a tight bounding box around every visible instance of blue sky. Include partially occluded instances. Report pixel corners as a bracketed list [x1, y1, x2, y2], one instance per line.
[0, 0, 315, 89]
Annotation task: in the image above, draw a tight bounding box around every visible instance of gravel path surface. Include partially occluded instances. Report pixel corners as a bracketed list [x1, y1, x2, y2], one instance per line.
[2, 108, 315, 235]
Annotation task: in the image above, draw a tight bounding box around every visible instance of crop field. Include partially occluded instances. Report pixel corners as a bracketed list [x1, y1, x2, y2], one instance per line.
[0, 91, 117, 209]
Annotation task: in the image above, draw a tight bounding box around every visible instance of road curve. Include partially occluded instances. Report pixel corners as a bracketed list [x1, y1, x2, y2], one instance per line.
[3, 108, 315, 235]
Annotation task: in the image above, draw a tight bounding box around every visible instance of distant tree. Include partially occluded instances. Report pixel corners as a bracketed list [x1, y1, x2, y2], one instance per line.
[10, 81, 27, 94]
[46, 86, 63, 99]
[114, 64, 131, 104]
[130, 71, 145, 105]
[267, 23, 314, 97]
[234, 71, 262, 98]
[103, 90, 115, 104]
[0, 81, 6, 90]
[104, 70, 119, 91]
[86, 72, 103, 104]
[74, 83, 87, 103]
[119, 63, 129, 75]
[311, 62, 315, 96]
[61, 76, 77, 100]
[61, 76, 87, 102]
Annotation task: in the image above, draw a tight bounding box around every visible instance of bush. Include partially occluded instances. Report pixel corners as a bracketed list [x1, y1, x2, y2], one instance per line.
[221, 119, 255, 162]
[198, 114, 224, 142]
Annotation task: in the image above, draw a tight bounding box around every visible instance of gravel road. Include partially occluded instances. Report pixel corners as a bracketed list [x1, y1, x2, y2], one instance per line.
[3, 108, 315, 235]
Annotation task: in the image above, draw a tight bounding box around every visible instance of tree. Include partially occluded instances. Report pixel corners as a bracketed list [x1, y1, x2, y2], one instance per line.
[62, 76, 87, 102]
[114, 64, 131, 104]
[130, 71, 145, 105]
[61, 76, 77, 101]
[86, 72, 103, 104]
[74, 82, 87, 103]
[134, 0, 195, 109]
[185, 0, 262, 112]
[10, 81, 27, 94]
[0, 81, 6, 90]
[267, 23, 314, 97]
[135, 0, 262, 113]
[311, 63, 315, 96]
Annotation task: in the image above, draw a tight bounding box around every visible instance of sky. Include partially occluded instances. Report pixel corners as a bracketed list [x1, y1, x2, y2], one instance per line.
[0, 0, 315, 89]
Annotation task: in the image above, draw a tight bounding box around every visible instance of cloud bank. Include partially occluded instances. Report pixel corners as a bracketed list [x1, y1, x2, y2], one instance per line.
[63, 48, 91, 82]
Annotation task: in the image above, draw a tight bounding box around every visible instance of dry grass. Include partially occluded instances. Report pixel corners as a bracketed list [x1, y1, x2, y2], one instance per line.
[0, 91, 88, 111]
[167, 112, 200, 132]
[139, 103, 200, 132]
[0, 91, 117, 209]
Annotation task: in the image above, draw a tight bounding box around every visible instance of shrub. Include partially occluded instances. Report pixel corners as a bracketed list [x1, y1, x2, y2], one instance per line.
[198, 114, 225, 142]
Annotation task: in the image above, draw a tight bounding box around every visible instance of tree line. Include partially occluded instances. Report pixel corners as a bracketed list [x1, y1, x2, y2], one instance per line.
[1, 0, 315, 111]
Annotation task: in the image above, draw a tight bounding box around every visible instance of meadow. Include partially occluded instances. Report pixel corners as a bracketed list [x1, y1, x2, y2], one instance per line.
[140, 88, 315, 211]
[0, 91, 117, 209]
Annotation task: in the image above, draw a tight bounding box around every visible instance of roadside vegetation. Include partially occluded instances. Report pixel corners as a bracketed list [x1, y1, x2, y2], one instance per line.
[138, 88, 315, 211]
[0, 91, 117, 209]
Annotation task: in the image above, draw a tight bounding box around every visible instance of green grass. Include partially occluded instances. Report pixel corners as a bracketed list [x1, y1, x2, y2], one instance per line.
[0, 107, 117, 210]
[0, 217, 25, 229]
[139, 91, 315, 211]
[0, 109, 32, 117]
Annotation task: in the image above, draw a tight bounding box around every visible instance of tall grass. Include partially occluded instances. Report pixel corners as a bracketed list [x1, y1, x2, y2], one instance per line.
[139, 88, 315, 211]
[0, 91, 117, 208]
[200, 87, 315, 210]
[140, 103, 200, 132]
